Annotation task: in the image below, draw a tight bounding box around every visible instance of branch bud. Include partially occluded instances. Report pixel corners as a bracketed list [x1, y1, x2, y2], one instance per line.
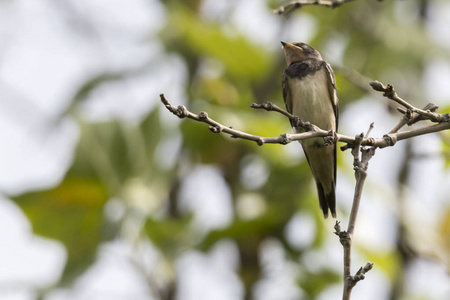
[209, 125, 222, 133]
[382, 134, 397, 147]
[198, 111, 208, 120]
[175, 105, 189, 118]
[369, 81, 384, 91]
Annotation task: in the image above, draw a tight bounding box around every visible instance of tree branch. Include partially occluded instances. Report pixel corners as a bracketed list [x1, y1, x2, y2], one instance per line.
[160, 91, 450, 150]
[370, 81, 448, 123]
[335, 130, 375, 299]
[273, 0, 358, 15]
[335, 221, 374, 300]
[160, 94, 335, 146]
[160, 79, 450, 300]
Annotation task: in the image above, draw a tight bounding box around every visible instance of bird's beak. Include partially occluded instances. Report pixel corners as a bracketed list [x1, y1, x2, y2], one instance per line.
[281, 41, 295, 50]
[281, 41, 302, 51]
[281, 41, 305, 65]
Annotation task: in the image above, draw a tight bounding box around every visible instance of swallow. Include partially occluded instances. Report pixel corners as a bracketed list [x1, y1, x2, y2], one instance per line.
[281, 41, 339, 218]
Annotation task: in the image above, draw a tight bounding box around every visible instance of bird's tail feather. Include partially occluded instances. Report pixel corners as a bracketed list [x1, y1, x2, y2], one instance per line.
[316, 182, 336, 218]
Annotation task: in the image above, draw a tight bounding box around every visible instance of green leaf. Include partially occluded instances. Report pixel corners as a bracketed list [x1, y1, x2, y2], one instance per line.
[300, 269, 341, 298]
[161, 6, 273, 81]
[72, 73, 128, 103]
[62, 72, 134, 118]
[438, 208, 450, 268]
[11, 107, 163, 286]
[72, 107, 162, 191]
[13, 176, 109, 285]
[358, 247, 400, 281]
[199, 210, 286, 251]
[440, 131, 450, 168]
[140, 108, 163, 162]
[145, 215, 193, 259]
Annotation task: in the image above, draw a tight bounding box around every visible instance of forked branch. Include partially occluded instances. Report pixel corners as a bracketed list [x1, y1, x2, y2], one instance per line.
[160, 81, 450, 150]
[160, 80, 450, 300]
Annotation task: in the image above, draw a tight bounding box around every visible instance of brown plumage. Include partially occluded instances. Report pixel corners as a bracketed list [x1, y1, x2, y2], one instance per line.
[281, 41, 339, 218]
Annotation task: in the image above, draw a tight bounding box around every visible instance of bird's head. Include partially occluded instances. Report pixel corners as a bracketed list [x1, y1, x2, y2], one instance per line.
[281, 41, 323, 66]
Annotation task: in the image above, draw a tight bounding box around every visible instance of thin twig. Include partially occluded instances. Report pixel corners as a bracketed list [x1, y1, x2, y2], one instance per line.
[389, 109, 412, 134]
[364, 122, 374, 139]
[390, 103, 440, 134]
[335, 223, 373, 300]
[370, 81, 448, 123]
[335, 133, 375, 300]
[273, 0, 358, 15]
[401, 103, 440, 126]
[160, 94, 333, 146]
[160, 94, 450, 150]
[160, 83, 450, 300]
[348, 135, 371, 236]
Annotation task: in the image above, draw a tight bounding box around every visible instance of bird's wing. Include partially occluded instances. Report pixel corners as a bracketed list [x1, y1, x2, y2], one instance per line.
[282, 70, 295, 128]
[324, 61, 338, 215]
[323, 61, 339, 131]
[282, 71, 290, 111]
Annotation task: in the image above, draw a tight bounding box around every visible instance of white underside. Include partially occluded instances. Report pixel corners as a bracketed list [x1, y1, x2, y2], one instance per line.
[286, 68, 336, 192]
[287, 68, 336, 138]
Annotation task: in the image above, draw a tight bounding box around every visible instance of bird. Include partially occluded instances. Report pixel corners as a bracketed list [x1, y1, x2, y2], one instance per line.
[281, 41, 339, 218]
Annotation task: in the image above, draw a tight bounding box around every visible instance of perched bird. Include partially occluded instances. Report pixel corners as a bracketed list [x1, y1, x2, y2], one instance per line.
[281, 41, 339, 218]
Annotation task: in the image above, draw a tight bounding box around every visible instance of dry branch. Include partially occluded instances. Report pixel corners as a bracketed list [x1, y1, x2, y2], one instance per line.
[370, 81, 448, 123]
[160, 84, 450, 150]
[160, 79, 450, 300]
[273, 0, 358, 15]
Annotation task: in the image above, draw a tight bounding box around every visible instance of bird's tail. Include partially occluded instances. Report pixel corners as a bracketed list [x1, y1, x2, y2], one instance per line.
[316, 181, 336, 218]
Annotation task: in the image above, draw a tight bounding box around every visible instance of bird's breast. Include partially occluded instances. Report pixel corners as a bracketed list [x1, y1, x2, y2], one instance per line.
[286, 68, 336, 140]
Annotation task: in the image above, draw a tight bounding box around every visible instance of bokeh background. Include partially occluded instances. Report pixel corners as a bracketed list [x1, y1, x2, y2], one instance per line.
[1, 0, 450, 299]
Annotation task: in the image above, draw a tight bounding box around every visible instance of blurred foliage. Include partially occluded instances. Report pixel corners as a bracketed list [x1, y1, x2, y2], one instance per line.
[14, 176, 108, 284]
[8, 0, 450, 299]
[162, 7, 273, 82]
[300, 269, 341, 298]
[439, 208, 450, 269]
[359, 247, 401, 282]
[145, 215, 194, 259]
